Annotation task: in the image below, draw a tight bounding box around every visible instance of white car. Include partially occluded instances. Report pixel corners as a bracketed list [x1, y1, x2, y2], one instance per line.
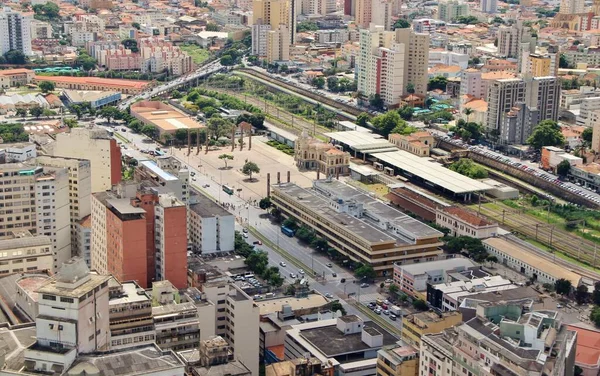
[242, 233, 248, 238]
[298, 269, 305, 275]
[280, 262, 287, 267]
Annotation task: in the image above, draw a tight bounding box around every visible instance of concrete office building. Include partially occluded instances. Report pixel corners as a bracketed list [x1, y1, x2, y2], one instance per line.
[376, 344, 418, 376]
[497, 21, 536, 59]
[401, 310, 462, 347]
[300, 0, 337, 16]
[419, 332, 454, 376]
[52, 127, 122, 193]
[0, 142, 36, 162]
[154, 194, 187, 288]
[357, 26, 429, 107]
[271, 180, 443, 276]
[0, 231, 53, 275]
[354, 0, 373, 28]
[437, 1, 468, 22]
[200, 281, 260, 376]
[0, 8, 32, 56]
[486, 76, 560, 145]
[74, 215, 92, 267]
[36, 156, 92, 259]
[24, 257, 111, 373]
[560, 0, 585, 13]
[371, 0, 394, 31]
[188, 194, 235, 254]
[480, 0, 497, 12]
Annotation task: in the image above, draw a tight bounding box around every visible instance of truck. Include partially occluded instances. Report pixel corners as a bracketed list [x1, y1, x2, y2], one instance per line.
[390, 305, 403, 316]
[281, 226, 295, 237]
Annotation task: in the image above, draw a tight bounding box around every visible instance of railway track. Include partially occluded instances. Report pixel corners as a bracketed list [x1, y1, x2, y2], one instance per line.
[477, 204, 600, 280]
[237, 68, 366, 120]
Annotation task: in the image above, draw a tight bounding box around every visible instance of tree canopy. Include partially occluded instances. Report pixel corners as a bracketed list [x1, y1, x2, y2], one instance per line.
[449, 158, 488, 179]
[527, 120, 565, 150]
[428, 76, 448, 91]
[38, 81, 55, 93]
[242, 161, 260, 180]
[393, 19, 411, 29]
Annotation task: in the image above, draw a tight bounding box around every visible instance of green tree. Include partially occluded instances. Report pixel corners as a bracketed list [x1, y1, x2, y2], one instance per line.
[76, 51, 97, 71]
[205, 23, 220, 31]
[220, 55, 234, 66]
[591, 306, 600, 327]
[174, 129, 188, 144]
[42, 108, 56, 118]
[449, 158, 488, 178]
[33, 2, 60, 20]
[556, 159, 571, 177]
[592, 282, 600, 305]
[99, 106, 120, 123]
[141, 124, 158, 138]
[310, 237, 328, 252]
[393, 19, 411, 29]
[486, 255, 498, 267]
[296, 21, 319, 32]
[575, 284, 589, 305]
[64, 118, 78, 128]
[412, 299, 429, 311]
[38, 81, 55, 93]
[296, 225, 315, 243]
[389, 284, 399, 296]
[372, 110, 404, 137]
[218, 153, 234, 168]
[527, 120, 565, 150]
[582, 127, 593, 146]
[331, 301, 347, 315]
[398, 105, 414, 120]
[369, 94, 384, 109]
[282, 216, 297, 230]
[446, 237, 464, 253]
[428, 76, 448, 91]
[259, 197, 271, 210]
[15, 108, 27, 118]
[463, 107, 474, 122]
[29, 106, 43, 118]
[242, 161, 260, 180]
[312, 77, 325, 89]
[132, 22, 141, 29]
[559, 54, 571, 69]
[355, 265, 376, 280]
[406, 83, 415, 94]
[128, 119, 142, 133]
[121, 38, 139, 53]
[555, 278, 572, 296]
[4, 50, 27, 64]
[357, 112, 370, 127]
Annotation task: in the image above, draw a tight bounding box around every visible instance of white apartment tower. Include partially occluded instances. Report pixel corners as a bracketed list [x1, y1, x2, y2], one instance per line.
[251, 23, 271, 57]
[24, 258, 111, 373]
[357, 25, 429, 107]
[560, 0, 584, 14]
[372, 0, 394, 31]
[0, 8, 33, 56]
[266, 25, 291, 62]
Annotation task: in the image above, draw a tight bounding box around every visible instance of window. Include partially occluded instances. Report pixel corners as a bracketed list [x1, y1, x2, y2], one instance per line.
[60, 297, 74, 303]
[42, 294, 56, 301]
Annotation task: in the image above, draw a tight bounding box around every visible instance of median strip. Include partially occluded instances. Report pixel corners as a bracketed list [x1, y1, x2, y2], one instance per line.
[114, 132, 130, 144]
[350, 300, 402, 336]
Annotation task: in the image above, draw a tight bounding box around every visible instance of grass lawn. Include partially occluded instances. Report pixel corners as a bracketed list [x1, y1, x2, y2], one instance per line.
[180, 44, 211, 65]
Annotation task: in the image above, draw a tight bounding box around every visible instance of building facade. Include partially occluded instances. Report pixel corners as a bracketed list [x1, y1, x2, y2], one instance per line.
[0, 8, 33, 56]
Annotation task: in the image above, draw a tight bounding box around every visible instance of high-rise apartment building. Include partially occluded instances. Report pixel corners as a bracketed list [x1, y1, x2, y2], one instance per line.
[0, 231, 53, 275]
[357, 26, 429, 107]
[253, 0, 295, 44]
[300, 0, 336, 16]
[251, 23, 271, 57]
[52, 127, 122, 193]
[91, 186, 187, 289]
[480, 0, 497, 13]
[371, 0, 394, 30]
[266, 25, 290, 62]
[497, 21, 536, 61]
[188, 194, 235, 254]
[437, 0, 469, 22]
[487, 76, 560, 144]
[24, 257, 111, 373]
[36, 156, 92, 259]
[355, 0, 373, 27]
[560, 0, 584, 13]
[0, 8, 33, 56]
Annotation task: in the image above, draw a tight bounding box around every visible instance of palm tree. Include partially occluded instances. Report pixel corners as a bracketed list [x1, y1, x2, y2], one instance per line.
[463, 107, 474, 123]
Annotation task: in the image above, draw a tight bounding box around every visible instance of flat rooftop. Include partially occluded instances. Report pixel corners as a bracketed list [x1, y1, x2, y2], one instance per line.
[140, 160, 178, 182]
[63, 89, 121, 103]
[106, 198, 146, 216]
[189, 193, 231, 217]
[131, 101, 205, 132]
[37, 273, 111, 299]
[396, 258, 475, 276]
[324, 130, 397, 153]
[483, 237, 582, 286]
[0, 234, 51, 251]
[152, 301, 198, 317]
[371, 150, 491, 194]
[255, 294, 329, 315]
[300, 321, 397, 357]
[34, 75, 151, 89]
[109, 282, 150, 305]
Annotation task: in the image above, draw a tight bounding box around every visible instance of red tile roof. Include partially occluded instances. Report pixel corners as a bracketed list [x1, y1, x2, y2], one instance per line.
[567, 325, 600, 366]
[441, 206, 495, 227]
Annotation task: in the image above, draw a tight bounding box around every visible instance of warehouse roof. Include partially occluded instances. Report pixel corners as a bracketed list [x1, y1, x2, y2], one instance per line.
[371, 150, 491, 194]
[324, 131, 397, 153]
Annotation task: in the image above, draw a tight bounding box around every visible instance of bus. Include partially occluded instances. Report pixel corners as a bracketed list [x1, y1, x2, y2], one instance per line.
[281, 226, 295, 237]
[222, 185, 234, 195]
[154, 150, 165, 157]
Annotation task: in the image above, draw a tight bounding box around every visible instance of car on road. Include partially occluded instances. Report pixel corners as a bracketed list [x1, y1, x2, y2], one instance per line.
[243, 228, 248, 233]
[390, 315, 397, 321]
[557, 303, 563, 308]
[121, 128, 127, 132]
[202, 184, 210, 188]
[253, 240, 262, 245]
[190, 172, 196, 176]
[280, 262, 287, 267]
[325, 293, 333, 298]
[340, 278, 346, 283]
[298, 269, 305, 275]
[242, 233, 248, 238]
[289, 273, 297, 278]
[367, 302, 376, 308]
[383, 310, 390, 315]
[385, 279, 393, 284]
[192, 177, 196, 181]
[360, 283, 369, 288]
[326, 263, 333, 267]
[332, 273, 337, 277]
[374, 308, 382, 314]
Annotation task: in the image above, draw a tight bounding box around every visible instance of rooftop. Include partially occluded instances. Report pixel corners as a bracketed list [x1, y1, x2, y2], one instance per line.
[37, 263, 111, 299]
[189, 193, 231, 217]
[372, 150, 491, 194]
[0, 233, 51, 251]
[33, 75, 150, 89]
[106, 198, 146, 217]
[192, 360, 251, 376]
[396, 258, 475, 276]
[255, 294, 329, 316]
[131, 101, 205, 132]
[299, 321, 397, 357]
[567, 324, 600, 366]
[152, 301, 198, 317]
[68, 344, 184, 375]
[140, 160, 178, 182]
[63, 89, 121, 103]
[324, 130, 397, 154]
[440, 206, 496, 227]
[483, 237, 582, 286]
[109, 281, 150, 305]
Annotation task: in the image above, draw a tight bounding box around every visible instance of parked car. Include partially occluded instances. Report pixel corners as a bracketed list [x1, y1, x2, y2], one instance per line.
[290, 273, 297, 278]
[253, 240, 262, 245]
[280, 262, 286, 267]
[360, 283, 369, 288]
